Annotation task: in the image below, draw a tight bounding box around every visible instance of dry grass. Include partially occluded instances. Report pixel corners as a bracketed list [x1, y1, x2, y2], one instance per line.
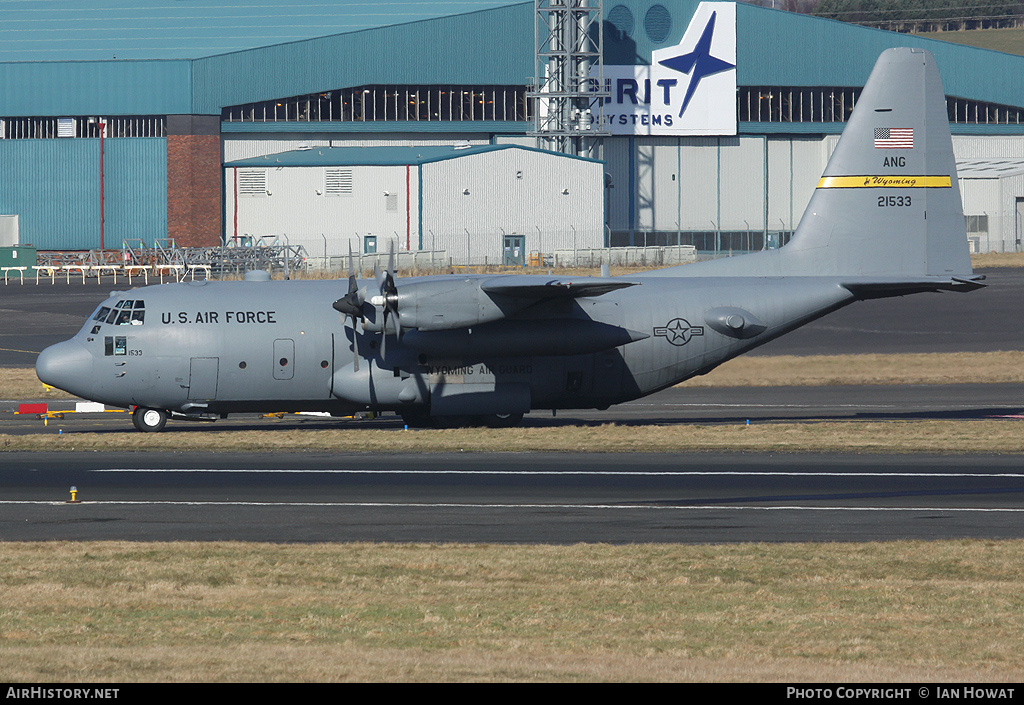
[3, 369, 78, 400]
[1, 540, 1022, 682]
[3, 419, 1024, 454]
[970, 252, 1024, 268]
[918, 26, 1024, 57]
[680, 351, 1024, 387]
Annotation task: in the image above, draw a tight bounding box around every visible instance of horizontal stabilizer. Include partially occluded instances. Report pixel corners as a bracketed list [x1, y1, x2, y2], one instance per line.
[481, 276, 638, 299]
[842, 275, 986, 299]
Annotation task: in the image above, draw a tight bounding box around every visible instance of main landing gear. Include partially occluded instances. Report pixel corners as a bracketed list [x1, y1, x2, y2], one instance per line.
[400, 412, 524, 429]
[132, 407, 168, 433]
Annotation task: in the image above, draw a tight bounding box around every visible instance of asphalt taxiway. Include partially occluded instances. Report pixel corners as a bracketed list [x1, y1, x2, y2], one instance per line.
[3, 451, 1024, 543]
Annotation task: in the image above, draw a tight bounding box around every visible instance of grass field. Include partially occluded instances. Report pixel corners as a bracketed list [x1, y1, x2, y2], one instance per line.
[2, 418, 1023, 454]
[917, 27, 1024, 56]
[2, 540, 1023, 682]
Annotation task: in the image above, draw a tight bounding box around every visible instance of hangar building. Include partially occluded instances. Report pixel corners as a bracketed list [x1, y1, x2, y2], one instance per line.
[2, 0, 1024, 259]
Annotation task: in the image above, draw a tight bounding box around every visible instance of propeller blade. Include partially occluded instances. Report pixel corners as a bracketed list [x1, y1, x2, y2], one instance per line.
[376, 240, 400, 360]
[341, 241, 362, 371]
[350, 317, 360, 372]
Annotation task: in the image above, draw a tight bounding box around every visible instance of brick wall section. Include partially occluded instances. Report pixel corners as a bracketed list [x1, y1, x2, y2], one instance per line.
[166, 116, 222, 247]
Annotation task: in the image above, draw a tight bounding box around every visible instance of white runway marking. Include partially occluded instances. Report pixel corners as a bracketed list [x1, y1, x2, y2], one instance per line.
[2, 500, 1024, 512]
[92, 468, 1024, 479]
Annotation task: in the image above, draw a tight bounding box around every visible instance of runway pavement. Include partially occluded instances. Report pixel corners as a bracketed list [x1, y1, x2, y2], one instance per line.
[3, 451, 1024, 543]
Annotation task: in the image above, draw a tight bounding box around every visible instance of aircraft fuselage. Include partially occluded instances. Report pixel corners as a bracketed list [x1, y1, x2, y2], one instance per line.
[36, 274, 854, 421]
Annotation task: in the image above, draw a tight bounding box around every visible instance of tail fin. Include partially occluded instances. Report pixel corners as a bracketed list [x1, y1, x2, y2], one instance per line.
[782, 47, 972, 280]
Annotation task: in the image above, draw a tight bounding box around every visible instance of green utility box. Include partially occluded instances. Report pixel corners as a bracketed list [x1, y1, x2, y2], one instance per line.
[0, 246, 37, 267]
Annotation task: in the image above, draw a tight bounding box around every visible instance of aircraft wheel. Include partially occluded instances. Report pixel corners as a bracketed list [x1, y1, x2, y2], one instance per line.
[484, 412, 524, 428]
[132, 407, 168, 433]
[400, 411, 435, 429]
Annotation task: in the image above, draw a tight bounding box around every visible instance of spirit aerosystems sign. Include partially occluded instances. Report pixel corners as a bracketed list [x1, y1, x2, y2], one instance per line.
[598, 1, 736, 136]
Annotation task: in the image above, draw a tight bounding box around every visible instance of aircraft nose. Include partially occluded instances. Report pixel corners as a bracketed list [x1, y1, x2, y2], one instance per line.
[36, 340, 93, 397]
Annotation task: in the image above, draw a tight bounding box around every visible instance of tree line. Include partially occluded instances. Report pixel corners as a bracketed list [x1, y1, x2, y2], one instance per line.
[810, 0, 1024, 22]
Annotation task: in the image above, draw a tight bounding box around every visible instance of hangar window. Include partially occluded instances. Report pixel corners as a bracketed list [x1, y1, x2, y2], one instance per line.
[947, 97, 1024, 125]
[222, 85, 532, 124]
[965, 215, 988, 235]
[738, 87, 1024, 127]
[0, 116, 165, 139]
[739, 87, 861, 123]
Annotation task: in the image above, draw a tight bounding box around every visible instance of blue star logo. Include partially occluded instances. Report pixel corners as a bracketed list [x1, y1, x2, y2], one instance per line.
[657, 11, 735, 118]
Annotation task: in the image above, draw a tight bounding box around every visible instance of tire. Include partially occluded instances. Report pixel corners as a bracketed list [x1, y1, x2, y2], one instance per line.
[484, 412, 524, 428]
[400, 411, 435, 428]
[132, 407, 168, 433]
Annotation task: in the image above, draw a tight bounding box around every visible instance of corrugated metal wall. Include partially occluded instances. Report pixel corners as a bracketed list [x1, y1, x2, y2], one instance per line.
[606, 134, 830, 236]
[222, 134, 490, 162]
[422, 149, 604, 263]
[225, 164, 417, 256]
[103, 138, 168, 246]
[736, 3, 1024, 109]
[0, 61, 192, 116]
[0, 138, 166, 250]
[4, 1, 1024, 123]
[225, 149, 602, 264]
[191, 3, 534, 114]
[959, 174, 1024, 253]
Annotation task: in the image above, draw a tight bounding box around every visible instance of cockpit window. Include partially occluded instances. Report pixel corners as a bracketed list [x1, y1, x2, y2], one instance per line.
[103, 300, 145, 325]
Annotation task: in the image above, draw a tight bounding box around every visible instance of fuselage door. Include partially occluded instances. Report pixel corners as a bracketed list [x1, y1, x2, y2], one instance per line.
[274, 338, 295, 380]
[188, 357, 219, 401]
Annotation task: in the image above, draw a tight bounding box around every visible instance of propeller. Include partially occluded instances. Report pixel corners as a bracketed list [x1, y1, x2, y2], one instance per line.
[372, 244, 401, 359]
[332, 243, 365, 371]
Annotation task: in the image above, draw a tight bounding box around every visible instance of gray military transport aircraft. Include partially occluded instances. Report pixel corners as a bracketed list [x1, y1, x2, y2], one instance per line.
[37, 48, 984, 432]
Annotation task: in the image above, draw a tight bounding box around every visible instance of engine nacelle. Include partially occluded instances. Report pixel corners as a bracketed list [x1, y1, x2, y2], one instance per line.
[392, 279, 520, 331]
[332, 362, 427, 406]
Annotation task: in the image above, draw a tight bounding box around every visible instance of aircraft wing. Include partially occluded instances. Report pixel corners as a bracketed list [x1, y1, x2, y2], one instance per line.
[480, 275, 638, 299]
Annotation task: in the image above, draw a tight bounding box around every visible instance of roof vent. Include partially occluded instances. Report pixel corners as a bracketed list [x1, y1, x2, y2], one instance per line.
[608, 5, 634, 39]
[644, 5, 672, 44]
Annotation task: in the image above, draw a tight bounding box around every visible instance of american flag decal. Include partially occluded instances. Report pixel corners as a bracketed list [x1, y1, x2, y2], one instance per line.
[874, 127, 913, 149]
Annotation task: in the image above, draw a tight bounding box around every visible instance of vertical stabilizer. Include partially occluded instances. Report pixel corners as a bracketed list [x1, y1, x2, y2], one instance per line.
[782, 47, 971, 279]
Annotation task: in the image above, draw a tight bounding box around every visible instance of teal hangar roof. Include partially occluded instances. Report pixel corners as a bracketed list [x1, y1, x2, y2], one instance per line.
[0, 0, 526, 61]
[224, 144, 602, 167]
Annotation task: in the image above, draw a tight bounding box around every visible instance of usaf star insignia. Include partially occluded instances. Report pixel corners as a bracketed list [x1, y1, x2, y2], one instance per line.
[654, 318, 704, 346]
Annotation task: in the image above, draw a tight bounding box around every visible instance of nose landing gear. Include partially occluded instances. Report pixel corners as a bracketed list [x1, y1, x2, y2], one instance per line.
[132, 407, 168, 433]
